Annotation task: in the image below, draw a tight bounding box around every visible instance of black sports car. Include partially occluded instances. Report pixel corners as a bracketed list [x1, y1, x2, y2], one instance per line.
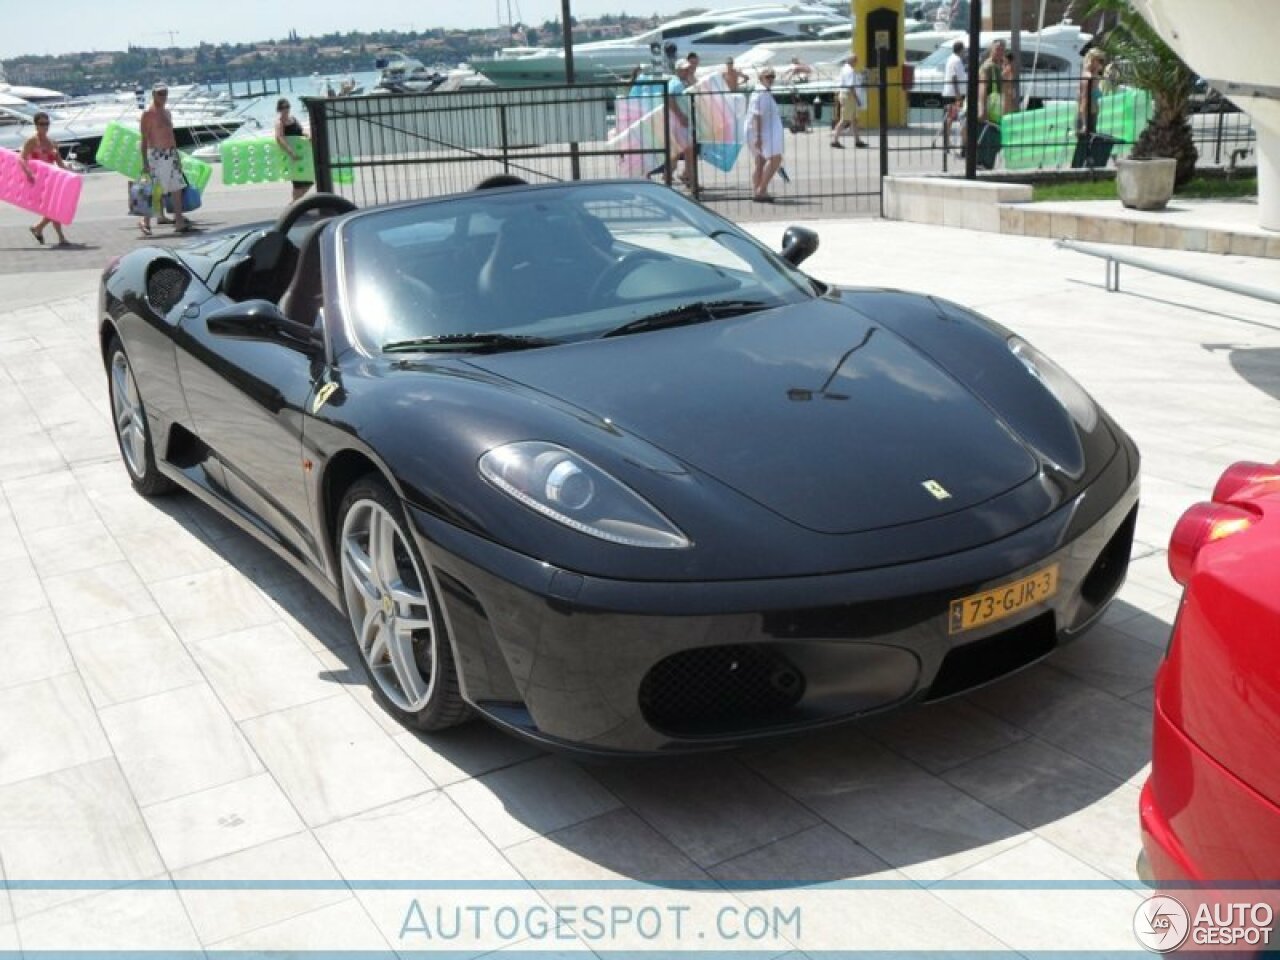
[100, 180, 1139, 753]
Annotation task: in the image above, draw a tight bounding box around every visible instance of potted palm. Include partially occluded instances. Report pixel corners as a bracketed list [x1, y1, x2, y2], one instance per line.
[1087, 0, 1198, 209]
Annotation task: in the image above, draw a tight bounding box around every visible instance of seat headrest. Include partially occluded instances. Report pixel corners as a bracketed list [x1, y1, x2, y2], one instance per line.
[499, 212, 542, 239]
[250, 230, 288, 272]
[279, 223, 330, 327]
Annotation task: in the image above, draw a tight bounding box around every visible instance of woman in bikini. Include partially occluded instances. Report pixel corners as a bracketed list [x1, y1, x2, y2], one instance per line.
[274, 99, 314, 203]
[20, 112, 70, 246]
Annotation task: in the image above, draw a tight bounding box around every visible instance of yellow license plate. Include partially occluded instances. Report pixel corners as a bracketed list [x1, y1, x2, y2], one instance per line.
[948, 564, 1060, 635]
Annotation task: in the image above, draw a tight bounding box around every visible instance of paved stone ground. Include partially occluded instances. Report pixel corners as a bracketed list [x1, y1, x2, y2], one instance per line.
[0, 188, 1278, 953]
[0, 175, 291, 277]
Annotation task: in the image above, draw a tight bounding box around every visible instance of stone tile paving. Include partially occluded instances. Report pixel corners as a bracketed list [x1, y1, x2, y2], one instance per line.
[0, 219, 1276, 954]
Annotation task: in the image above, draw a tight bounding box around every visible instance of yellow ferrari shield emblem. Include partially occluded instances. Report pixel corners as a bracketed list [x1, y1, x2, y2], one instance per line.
[922, 479, 951, 501]
[311, 381, 339, 414]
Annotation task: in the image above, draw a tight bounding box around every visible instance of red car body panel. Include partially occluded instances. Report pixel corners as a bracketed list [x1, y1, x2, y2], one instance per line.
[1142, 476, 1280, 883]
[1142, 704, 1280, 882]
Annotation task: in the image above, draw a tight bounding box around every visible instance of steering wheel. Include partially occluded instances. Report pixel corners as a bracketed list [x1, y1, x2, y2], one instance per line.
[590, 250, 666, 303]
[273, 192, 358, 236]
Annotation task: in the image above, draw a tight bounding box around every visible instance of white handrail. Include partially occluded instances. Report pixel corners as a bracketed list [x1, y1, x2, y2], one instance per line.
[1056, 238, 1280, 304]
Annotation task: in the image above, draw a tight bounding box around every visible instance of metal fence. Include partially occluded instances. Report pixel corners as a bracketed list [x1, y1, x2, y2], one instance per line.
[304, 77, 1257, 221]
[305, 81, 882, 221]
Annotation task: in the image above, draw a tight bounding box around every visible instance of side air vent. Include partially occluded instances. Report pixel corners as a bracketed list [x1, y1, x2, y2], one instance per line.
[146, 261, 190, 315]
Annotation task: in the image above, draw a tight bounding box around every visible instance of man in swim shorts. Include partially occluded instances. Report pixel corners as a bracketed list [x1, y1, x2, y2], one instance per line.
[139, 82, 191, 234]
[831, 55, 867, 148]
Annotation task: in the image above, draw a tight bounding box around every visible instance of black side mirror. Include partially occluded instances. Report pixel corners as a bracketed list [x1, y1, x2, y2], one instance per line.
[207, 300, 318, 351]
[781, 226, 819, 266]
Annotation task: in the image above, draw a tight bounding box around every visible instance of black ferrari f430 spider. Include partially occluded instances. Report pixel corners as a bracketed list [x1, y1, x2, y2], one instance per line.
[100, 180, 1138, 753]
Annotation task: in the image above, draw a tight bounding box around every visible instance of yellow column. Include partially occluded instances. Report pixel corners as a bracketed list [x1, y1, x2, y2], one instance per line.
[852, 0, 907, 127]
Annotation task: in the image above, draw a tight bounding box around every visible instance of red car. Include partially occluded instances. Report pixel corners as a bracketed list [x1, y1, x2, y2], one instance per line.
[1141, 461, 1280, 882]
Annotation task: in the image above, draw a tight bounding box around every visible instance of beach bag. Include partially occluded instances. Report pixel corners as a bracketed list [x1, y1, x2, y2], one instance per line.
[981, 62, 1003, 123]
[1071, 132, 1116, 169]
[128, 177, 160, 217]
[162, 183, 202, 214]
[986, 91, 1003, 123]
[976, 121, 1002, 170]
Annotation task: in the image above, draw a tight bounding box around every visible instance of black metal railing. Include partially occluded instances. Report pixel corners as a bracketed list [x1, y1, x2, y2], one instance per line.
[892, 74, 1257, 176]
[306, 82, 625, 203]
[304, 80, 881, 220]
[304, 75, 1256, 217]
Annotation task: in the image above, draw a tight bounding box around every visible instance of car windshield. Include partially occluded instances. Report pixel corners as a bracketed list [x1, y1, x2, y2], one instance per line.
[339, 182, 815, 354]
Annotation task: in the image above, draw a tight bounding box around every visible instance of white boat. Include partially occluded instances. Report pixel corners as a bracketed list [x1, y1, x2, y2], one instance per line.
[189, 116, 268, 161]
[470, 3, 851, 87]
[908, 22, 1093, 110]
[363, 52, 493, 96]
[312, 74, 367, 97]
[0, 90, 249, 164]
[728, 18, 962, 84]
[752, 19, 962, 64]
[370, 50, 443, 93]
[430, 67, 494, 93]
[0, 62, 67, 105]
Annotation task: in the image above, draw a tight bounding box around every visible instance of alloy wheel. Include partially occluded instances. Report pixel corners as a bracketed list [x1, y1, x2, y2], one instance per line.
[111, 350, 147, 480]
[339, 499, 438, 712]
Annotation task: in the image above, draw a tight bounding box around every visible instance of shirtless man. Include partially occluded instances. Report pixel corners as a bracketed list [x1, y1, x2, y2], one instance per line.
[139, 82, 190, 234]
[721, 57, 747, 92]
[782, 56, 814, 83]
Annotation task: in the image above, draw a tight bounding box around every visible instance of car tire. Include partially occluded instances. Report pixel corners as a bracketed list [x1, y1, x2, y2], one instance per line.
[107, 335, 174, 497]
[337, 476, 469, 731]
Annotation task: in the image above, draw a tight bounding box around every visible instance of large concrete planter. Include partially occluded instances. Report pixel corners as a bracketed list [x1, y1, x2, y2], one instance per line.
[1116, 156, 1177, 210]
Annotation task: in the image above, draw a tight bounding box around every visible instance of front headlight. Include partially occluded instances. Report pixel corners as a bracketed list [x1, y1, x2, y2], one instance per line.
[478, 441, 691, 549]
[1009, 337, 1099, 432]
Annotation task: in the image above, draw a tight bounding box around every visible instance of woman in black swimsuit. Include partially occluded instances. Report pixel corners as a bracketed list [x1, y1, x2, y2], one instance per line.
[275, 99, 313, 202]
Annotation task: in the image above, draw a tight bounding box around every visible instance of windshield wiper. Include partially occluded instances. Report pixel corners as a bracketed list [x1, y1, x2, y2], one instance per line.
[603, 299, 772, 339]
[382, 333, 558, 354]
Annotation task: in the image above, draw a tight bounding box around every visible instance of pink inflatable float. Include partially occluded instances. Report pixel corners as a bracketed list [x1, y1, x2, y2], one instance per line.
[0, 148, 83, 224]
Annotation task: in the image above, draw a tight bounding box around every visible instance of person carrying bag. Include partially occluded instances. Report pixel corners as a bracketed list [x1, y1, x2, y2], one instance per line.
[128, 175, 163, 223]
[978, 40, 1008, 125]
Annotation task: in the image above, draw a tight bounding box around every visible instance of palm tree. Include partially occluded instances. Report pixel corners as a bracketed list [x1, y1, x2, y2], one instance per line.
[1087, 0, 1197, 186]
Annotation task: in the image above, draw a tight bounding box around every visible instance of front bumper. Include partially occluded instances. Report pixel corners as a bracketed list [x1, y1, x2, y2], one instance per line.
[409, 457, 1140, 754]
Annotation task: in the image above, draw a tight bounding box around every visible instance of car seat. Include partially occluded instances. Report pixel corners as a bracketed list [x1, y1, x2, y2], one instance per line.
[476, 209, 612, 326]
[277, 223, 329, 328]
[221, 229, 294, 303]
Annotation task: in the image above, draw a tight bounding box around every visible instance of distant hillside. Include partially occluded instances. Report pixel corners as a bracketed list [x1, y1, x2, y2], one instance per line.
[3, 15, 658, 95]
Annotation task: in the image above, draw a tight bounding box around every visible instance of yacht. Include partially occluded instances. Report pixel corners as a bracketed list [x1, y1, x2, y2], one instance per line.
[470, 3, 851, 87]
[729, 18, 961, 83]
[364, 53, 493, 96]
[0, 92, 248, 163]
[189, 115, 267, 162]
[371, 50, 442, 93]
[0, 62, 67, 105]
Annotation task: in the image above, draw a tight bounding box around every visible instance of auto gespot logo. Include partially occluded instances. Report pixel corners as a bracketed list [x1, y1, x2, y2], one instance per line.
[1134, 895, 1275, 952]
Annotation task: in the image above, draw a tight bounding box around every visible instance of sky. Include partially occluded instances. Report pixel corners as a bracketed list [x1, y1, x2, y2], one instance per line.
[1, 0, 715, 60]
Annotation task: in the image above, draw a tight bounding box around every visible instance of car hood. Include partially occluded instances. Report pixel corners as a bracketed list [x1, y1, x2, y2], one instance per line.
[464, 299, 1040, 535]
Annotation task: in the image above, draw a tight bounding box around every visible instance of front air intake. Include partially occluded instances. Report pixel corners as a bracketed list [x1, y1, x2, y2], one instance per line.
[928, 612, 1056, 700]
[638, 644, 805, 736]
[146, 261, 190, 315]
[1082, 505, 1138, 606]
